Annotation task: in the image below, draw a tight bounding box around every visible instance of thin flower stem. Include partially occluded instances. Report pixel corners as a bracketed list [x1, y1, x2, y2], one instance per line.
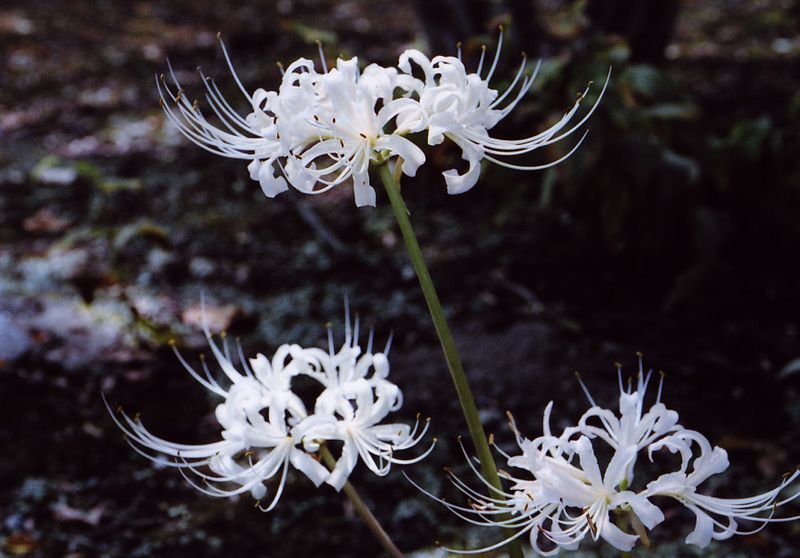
[319, 444, 405, 558]
[378, 163, 525, 558]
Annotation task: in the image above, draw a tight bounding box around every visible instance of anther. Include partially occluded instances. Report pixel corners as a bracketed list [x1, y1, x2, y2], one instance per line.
[635, 350, 643, 358]
[134, 412, 141, 422]
[488, 433, 495, 445]
[216, 31, 222, 40]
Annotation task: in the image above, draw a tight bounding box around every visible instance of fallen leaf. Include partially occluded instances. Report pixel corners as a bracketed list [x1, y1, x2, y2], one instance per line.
[182, 303, 238, 333]
[23, 208, 72, 233]
[52, 502, 105, 526]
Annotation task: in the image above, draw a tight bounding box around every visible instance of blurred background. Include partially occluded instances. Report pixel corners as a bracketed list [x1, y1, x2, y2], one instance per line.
[1, 0, 800, 556]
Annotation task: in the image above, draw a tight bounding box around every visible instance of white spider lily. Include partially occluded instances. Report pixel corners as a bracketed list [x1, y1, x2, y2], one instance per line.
[280, 57, 426, 207]
[160, 35, 606, 205]
[567, 362, 681, 486]
[106, 302, 433, 511]
[414, 425, 661, 555]
[296, 381, 435, 491]
[415, 362, 800, 555]
[300, 306, 397, 417]
[292, 308, 435, 491]
[397, 30, 609, 194]
[105, 324, 328, 511]
[160, 41, 425, 207]
[646, 430, 800, 547]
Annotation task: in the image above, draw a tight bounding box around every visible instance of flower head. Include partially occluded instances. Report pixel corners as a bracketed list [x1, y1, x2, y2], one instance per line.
[160, 33, 606, 205]
[415, 359, 800, 555]
[397, 34, 608, 195]
[107, 301, 433, 511]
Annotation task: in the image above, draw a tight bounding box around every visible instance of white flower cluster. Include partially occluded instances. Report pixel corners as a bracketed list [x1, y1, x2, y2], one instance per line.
[159, 34, 606, 206]
[108, 306, 433, 511]
[418, 361, 800, 555]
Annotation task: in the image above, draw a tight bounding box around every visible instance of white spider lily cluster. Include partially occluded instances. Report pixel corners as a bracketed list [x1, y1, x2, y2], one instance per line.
[159, 33, 606, 206]
[107, 306, 434, 511]
[416, 361, 800, 555]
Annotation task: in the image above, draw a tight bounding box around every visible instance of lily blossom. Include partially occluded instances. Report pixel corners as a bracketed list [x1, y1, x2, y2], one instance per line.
[160, 34, 606, 204]
[647, 430, 800, 547]
[397, 30, 609, 194]
[414, 361, 800, 555]
[106, 301, 433, 511]
[160, 40, 425, 207]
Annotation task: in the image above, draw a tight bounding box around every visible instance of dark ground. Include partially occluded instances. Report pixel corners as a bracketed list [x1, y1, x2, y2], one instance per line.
[1, 1, 800, 556]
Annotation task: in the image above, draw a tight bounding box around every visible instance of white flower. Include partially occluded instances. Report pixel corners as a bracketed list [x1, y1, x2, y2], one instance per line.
[159, 40, 425, 207]
[415, 361, 800, 555]
[106, 320, 328, 511]
[397, 30, 609, 194]
[292, 309, 435, 490]
[646, 429, 800, 547]
[159, 34, 606, 205]
[413, 415, 661, 555]
[106, 301, 433, 510]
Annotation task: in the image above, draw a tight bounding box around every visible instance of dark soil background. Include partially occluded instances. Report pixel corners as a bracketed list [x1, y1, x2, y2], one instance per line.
[1, 1, 799, 556]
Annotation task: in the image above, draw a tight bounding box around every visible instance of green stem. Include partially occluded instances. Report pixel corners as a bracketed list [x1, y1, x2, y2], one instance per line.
[319, 444, 405, 558]
[378, 163, 525, 558]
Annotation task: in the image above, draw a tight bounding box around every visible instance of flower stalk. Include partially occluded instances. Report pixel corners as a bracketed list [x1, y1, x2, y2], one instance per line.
[378, 162, 524, 558]
[319, 443, 404, 558]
